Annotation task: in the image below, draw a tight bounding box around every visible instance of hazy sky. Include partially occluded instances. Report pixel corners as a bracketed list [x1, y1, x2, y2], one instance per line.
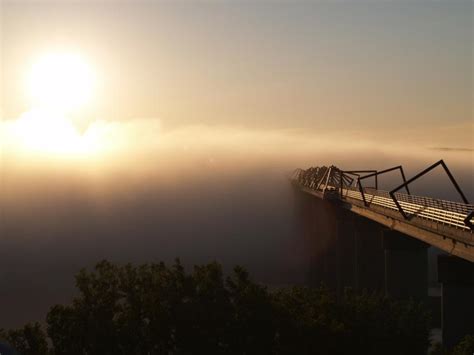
[1, 0, 472, 146]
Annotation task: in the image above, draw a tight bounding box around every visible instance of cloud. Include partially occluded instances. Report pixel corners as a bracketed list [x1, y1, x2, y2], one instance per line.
[2, 114, 473, 189]
[430, 147, 474, 152]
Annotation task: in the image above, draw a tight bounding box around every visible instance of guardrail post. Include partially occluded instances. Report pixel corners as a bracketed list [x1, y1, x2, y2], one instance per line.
[357, 178, 368, 206]
[339, 170, 344, 199]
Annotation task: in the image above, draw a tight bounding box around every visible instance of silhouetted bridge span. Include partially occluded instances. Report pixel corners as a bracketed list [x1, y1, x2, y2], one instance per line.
[291, 160, 473, 348]
[292, 160, 474, 261]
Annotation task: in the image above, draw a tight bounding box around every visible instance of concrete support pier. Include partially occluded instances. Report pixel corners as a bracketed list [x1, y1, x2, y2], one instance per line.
[438, 255, 474, 349]
[308, 198, 338, 290]
[334, 208, 357, 295]
[353, 216, 385, 293]
[383, 230, 429, 300]
[293, 185, 474, 349]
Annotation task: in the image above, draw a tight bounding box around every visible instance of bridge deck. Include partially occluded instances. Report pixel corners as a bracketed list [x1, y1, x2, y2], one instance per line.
[293, 179, 474, 262]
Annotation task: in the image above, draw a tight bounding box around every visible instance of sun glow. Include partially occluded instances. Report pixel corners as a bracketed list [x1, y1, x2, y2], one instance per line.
[12, 108, 101, 156]
[13, 52, 101, 156]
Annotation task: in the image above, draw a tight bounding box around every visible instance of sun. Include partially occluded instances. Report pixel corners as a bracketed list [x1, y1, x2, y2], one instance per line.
[27, 52, 95, 112]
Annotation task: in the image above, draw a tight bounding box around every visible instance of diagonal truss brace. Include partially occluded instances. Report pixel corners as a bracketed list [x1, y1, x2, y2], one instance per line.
[343, 170, 377, 206]
[358, 166, 410, 207]
[389, 160, 470, 224]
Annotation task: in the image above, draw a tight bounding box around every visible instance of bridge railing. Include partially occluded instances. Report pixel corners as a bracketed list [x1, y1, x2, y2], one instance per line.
[292, 170, 474, 233]
[340, 185, 474, 232]
[364, 187, 473, 216]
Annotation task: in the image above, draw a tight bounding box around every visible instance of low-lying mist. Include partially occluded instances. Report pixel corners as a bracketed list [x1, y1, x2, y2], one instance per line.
[0, 120, 473, 327]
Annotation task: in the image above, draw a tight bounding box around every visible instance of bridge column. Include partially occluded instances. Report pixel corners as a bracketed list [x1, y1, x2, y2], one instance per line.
[310, 198, 339, 290]
[293, 188, 320, 286]
[353, 216, 385, 293]
[334, 208, 357, 295]
[438, 255, 474, 349]
[297, 194, 357, 294]
[382, 230, 428, 300]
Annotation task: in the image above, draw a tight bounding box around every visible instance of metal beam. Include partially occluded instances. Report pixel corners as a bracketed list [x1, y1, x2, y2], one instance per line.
[359, 165, 410, 195]
[390, 160, 470, 227]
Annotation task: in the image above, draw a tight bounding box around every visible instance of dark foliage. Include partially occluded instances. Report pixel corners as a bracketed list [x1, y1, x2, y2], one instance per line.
[431, 334, 474, 355]
[1, 260, 432, 354]
[0, 323, 48, 355]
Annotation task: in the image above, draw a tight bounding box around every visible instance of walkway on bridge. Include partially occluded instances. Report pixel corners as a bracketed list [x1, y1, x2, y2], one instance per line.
[291, 160, 474, 262]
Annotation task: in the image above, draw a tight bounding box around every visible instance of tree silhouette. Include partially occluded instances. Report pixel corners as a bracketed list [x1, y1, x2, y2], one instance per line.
[0, 323, 48, 355]
[2, 259, 434, 355]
